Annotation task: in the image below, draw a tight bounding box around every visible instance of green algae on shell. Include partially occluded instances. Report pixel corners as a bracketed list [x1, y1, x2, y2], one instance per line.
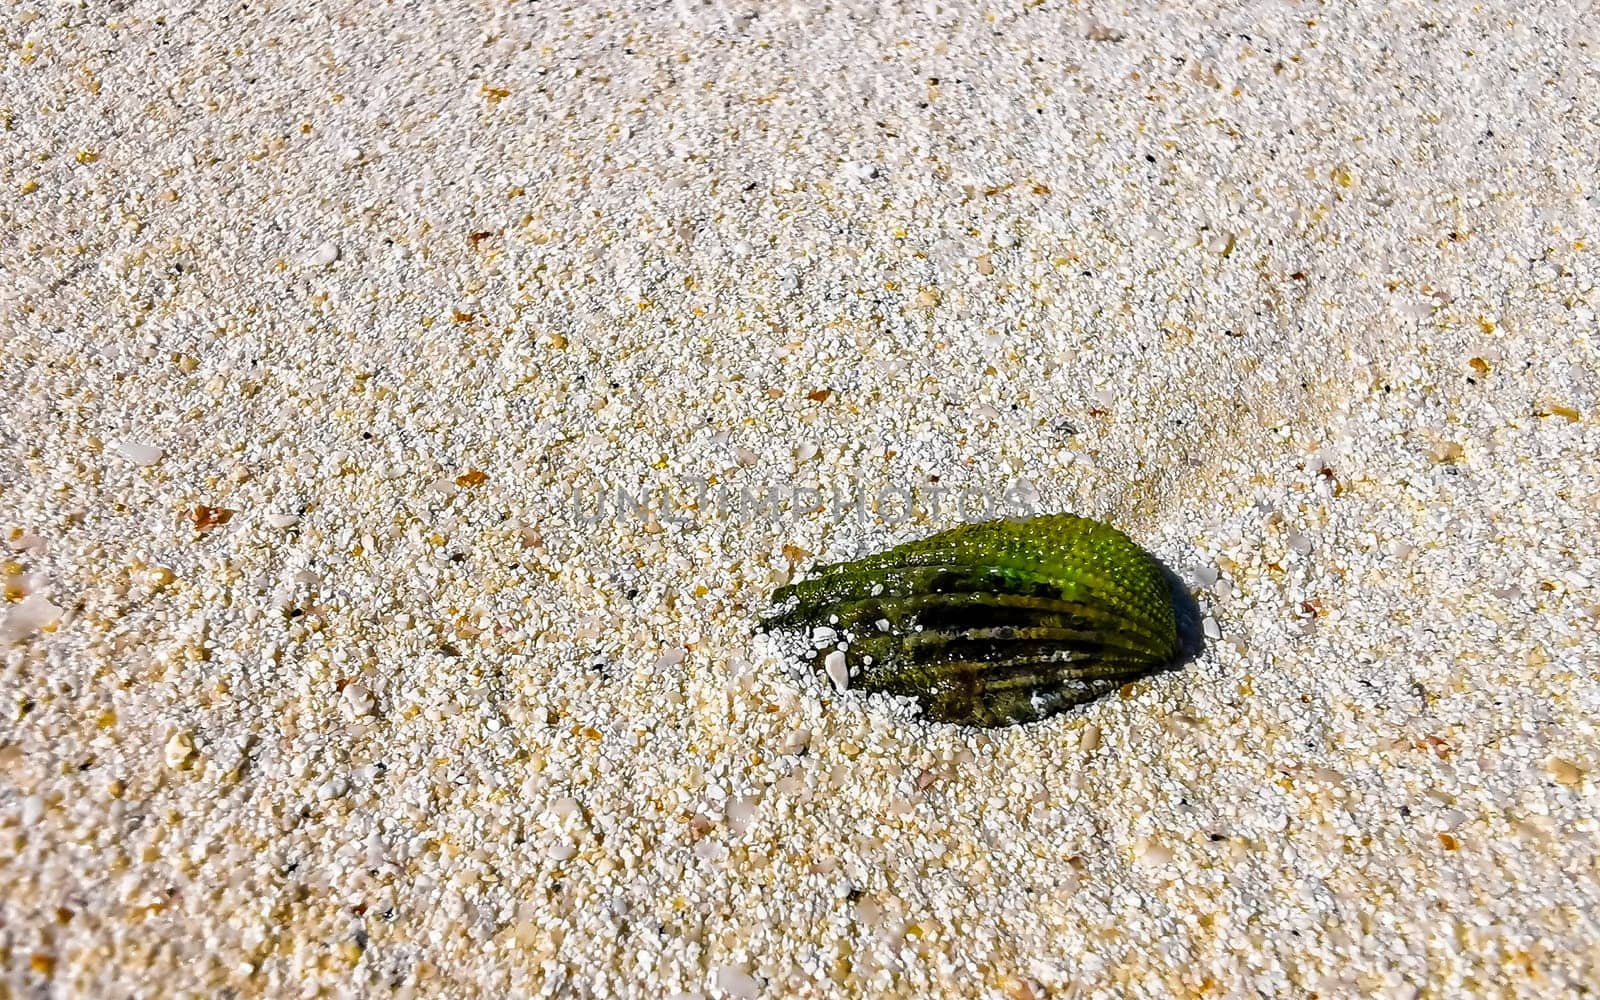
[762, 514, 1179, 727]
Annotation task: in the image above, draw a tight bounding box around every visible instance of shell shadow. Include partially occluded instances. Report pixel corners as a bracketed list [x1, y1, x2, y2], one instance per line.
[1158, 559, 1207, 672]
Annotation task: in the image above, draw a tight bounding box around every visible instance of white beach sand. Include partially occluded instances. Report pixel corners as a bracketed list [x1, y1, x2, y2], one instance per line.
[3, 1, 1598, 996]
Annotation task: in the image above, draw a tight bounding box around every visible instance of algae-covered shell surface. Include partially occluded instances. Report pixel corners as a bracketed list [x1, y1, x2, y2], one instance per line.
[762, 514, 1180, 727]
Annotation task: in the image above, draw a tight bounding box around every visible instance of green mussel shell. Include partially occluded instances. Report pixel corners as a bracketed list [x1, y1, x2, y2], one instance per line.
[762, 514, 1178, 727]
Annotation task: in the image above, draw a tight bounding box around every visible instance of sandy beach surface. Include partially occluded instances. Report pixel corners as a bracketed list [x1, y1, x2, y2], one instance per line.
[3, 2, 1598, 996]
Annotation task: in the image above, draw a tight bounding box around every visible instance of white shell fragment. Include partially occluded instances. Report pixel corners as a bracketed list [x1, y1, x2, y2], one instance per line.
[823, 649, 849, 692]
[116, 441, 164, 466]
[1, 594, 62, 643]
